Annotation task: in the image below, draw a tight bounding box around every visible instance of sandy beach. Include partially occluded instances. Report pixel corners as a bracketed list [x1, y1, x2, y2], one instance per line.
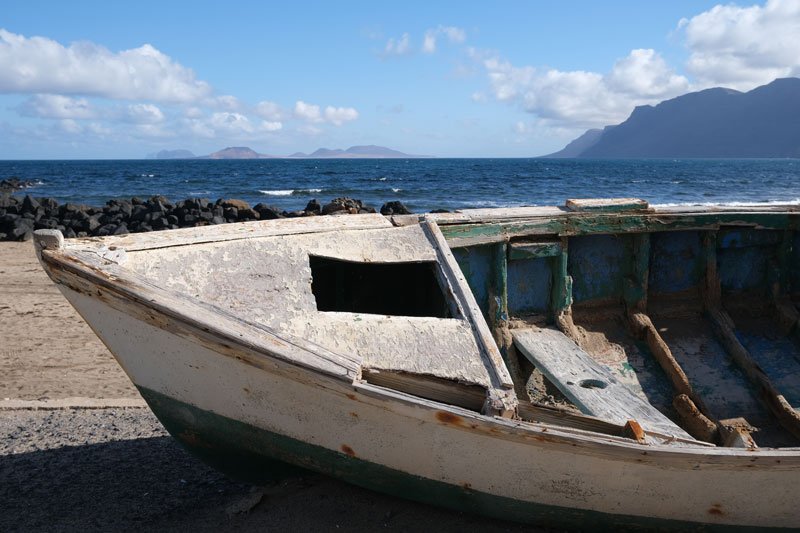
[0, 241, 540, 532]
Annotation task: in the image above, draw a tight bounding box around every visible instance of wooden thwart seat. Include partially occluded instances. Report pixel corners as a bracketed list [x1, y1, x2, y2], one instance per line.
[513, 327, 693, 439]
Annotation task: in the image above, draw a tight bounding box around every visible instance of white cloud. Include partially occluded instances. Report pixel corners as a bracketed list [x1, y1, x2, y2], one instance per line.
[212, 95, 241, 111]
[422, 25, 467, 54]
[125, 103, 164, 124]
[209, 112, 255, 134]
[479, 48, 689, 129]
[260, 120, 282, 131]
[58, 119, 81, 134]
[384, 33, 411, 56]
[422, 31, 437, 54]
[679, 0, 800, 89]
[184, 106, 203, 118]
[254, 100, 283, 121]
[606, 49, 689, 98]
[294, 100, 322, 122]
[17, 94, 95, 119]
[294, 100, 357, 126]
[323, 106, 358, 126]
[0, 29, 212, 102]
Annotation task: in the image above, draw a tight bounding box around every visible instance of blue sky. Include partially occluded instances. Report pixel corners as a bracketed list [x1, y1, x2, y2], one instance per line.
[1, 0, 799, 158]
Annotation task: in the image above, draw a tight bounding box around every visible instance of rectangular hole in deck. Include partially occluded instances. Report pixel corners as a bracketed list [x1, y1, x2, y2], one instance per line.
[309, 255, 451, 318]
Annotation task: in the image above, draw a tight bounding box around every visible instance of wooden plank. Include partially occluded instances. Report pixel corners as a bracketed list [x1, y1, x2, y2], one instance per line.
[439, 211, 796, 249]
[362, 370, 486, 412]
[566, 198, 650, 213]
[550, 238, 571, 319]
[513, 327, 693, 439]
[623, 233, 649, 314]
[420, 217, 517, 417]
[508, 240, 562, 260]
[66, 213, 393, 252]
[707, 307, 800, 440]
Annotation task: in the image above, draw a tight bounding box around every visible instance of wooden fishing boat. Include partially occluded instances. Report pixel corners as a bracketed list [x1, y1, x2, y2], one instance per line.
[34, 198, 800, 530]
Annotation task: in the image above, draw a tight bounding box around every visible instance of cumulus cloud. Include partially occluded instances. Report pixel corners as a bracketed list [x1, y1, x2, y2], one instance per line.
[124, 103, 164, 124]
[0, 29, 212, 102]
[209, 112, 255, 134]
[17, 94, 95, 119]
[479, 48, 689, 128]
[212, 95, 241, 111]
[254, 100, 283, 121]
[679, 0, 800, 89]
[422, 25, 466, 54]
[260, 120, 282, 131]
[384, 33, 411, 56]
[323, 106, 358, 125]
[294, 100, 358, 126]
[294, 100, 322, 122]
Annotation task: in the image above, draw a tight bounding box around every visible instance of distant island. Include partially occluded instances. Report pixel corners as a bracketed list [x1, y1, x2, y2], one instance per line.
[148, 149, 196, 159]
[150, 145, 430, 159]
[545, 77, 800, 158]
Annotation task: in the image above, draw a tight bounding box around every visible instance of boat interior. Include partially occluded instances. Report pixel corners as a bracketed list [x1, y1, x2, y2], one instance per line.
[69, 199, 800, 450]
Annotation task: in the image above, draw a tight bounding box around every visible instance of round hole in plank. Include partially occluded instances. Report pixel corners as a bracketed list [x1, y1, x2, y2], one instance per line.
[578, 379, 607, 389]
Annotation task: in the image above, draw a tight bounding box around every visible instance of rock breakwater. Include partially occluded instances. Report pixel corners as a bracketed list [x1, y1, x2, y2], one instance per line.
[0, 194, 415, 241]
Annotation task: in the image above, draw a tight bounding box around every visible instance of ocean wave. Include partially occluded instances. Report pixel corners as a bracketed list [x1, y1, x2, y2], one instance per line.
[259, 188, 323, 196]
[391, 187, 402, 193]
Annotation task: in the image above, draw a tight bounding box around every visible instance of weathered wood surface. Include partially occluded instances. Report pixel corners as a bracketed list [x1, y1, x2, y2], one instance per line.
[507, 240, 562, 260]
[420, 218, 517, 417]
[513, 327, 693, 438]
[517, 402, 710, 448]
[68, 213, 393, 252]
[565, 198, 650, 213]
[122, 223, 497, 393]
[707, 307, 800, 440]
[40, 248, 362, 381]
[436, 211, 798, 248]
[392, 203, 800, 231]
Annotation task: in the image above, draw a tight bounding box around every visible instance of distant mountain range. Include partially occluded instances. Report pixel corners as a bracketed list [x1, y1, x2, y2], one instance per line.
[149, 145, 429, 159]
[545, 78, 800, 158]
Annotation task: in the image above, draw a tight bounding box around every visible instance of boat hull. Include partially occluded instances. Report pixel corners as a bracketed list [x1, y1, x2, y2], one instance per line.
[57, 284, 800, 531]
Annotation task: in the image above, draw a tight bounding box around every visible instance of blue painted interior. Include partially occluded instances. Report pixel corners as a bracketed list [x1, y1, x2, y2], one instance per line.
[507, 258, 552, 315]
[568, 234, 627, 304]
[452, 245, 494, 316]
[718, 229, 778, 294]
[736, 327, 800, 408]
[648, 231, 703, 294]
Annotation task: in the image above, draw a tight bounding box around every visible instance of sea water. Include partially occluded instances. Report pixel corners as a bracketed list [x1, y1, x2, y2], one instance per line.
[1, 158, 799, 212]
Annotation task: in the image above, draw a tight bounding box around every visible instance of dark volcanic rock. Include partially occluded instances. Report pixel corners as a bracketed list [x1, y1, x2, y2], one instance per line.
[380, 201, 412, 215]
[253, 203, 283, 220]
[0, 177, 38, 192]
[304, 199, 322, 215]
[0, 193, 444, 241]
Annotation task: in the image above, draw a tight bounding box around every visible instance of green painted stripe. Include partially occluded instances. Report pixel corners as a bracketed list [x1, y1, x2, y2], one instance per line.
[440, 212, 797, 243]
[137, 386, 786, 531]
[508, 241, 563, 260]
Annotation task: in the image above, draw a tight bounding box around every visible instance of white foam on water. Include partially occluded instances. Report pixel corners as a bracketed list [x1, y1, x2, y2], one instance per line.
[391, 187, 402, 193]
[259, 189, 294, 196]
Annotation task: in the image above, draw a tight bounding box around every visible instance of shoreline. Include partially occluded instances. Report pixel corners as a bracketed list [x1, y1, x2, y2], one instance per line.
[0, 191, 417, 242]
